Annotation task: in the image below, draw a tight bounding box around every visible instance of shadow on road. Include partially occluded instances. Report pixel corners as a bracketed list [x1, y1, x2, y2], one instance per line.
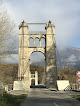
[30, 85, 46, 88]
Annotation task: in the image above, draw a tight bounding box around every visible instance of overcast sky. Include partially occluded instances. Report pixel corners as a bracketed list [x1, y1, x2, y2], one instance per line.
[2, 0, 80, 64]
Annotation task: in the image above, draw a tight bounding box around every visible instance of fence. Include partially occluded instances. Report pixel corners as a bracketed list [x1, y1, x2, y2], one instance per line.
[5, 84, 13, 92]
[71, 83, 80, 91]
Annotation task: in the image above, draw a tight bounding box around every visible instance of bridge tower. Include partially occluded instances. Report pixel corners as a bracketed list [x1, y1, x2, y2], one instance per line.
[45, 21, 57, 88]
[18, 21, 57, 88]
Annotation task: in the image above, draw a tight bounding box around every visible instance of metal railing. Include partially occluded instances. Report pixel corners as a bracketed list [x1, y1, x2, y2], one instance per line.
[71, 83, 80, 91]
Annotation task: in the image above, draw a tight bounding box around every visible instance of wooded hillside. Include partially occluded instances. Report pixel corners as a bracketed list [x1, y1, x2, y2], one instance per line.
[0, 64, 18, 85]
[0, 64, 79, 85]
[58, 68, 78, 83]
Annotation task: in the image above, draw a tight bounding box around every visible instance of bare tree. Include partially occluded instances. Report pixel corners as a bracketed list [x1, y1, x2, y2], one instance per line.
[0, 0, 17, 63]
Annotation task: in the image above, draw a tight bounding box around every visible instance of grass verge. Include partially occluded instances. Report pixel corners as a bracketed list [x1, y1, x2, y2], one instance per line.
[0, 93, 27, 106]
[72, 95, 80, 101]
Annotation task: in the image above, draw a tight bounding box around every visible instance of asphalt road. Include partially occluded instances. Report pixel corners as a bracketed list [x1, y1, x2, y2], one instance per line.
[20, 88, 80, 106]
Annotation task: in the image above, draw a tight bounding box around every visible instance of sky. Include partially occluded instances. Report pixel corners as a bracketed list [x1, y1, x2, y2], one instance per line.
[2, 0, 80, 64]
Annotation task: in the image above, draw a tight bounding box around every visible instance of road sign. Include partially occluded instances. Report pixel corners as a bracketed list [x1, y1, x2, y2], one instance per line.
[76, 71, 80, 78]
[76, 78, 80, 85]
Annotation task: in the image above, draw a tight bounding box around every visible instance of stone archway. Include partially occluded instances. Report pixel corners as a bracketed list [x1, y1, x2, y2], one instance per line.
[31, 79, 35, 85]
[18, 21, 57, 88]
[29, 51, 45, 85]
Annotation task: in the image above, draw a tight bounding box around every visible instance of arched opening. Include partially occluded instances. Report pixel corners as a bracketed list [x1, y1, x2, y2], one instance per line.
[35, 38, 39, 47]
[29, 52, 45, 86]
[31, 79, 35, 85]
[41, 38, 45, 47]
[29, 38, 34, 47]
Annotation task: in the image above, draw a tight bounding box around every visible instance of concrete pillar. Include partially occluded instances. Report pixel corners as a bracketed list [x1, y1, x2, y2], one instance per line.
[33, 39, 35, 47]
[30, 79, 31, 86]
[39, 41, 41, 47]
[35, 71, 38, 85]
[72, 84, 76, 90]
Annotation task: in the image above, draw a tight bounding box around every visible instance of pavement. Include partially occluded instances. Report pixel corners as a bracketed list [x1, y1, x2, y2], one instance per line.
[20, 88, 80, 106]
[8, 90, 29, 95]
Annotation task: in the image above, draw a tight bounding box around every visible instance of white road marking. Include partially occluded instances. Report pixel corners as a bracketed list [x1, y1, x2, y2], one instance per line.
[54, 102, 59, 106]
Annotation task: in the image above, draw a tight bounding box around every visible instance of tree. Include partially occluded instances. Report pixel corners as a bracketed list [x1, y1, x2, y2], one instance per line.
[0, 0, 17, 63]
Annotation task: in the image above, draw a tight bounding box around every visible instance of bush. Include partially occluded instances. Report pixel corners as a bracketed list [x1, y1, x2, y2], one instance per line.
[0, 89, 5, 96]
[0, 93, 26, 106]
[72, 95, 80, 101]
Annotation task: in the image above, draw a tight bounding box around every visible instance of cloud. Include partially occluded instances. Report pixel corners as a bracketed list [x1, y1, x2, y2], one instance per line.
[2, 0, 80, 63]
[2, 54, 19, 64]
[3, 0, 80, 49]
[67, 54, 77, 62]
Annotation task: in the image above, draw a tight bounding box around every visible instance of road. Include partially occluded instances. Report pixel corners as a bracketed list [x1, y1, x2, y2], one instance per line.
[20, 88, 80, 106]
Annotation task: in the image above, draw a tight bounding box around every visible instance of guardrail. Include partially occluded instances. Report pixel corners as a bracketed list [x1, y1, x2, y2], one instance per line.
[5, 84, 13, 92]
[71, 83, 80, 91]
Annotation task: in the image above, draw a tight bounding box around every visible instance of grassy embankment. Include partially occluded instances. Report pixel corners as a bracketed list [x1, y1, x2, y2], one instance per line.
[0, 93, 26, 106]
[72, 95, 80, 101]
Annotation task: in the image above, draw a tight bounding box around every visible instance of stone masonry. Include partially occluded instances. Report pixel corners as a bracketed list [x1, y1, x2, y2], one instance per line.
[18, 21, 57, 88]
